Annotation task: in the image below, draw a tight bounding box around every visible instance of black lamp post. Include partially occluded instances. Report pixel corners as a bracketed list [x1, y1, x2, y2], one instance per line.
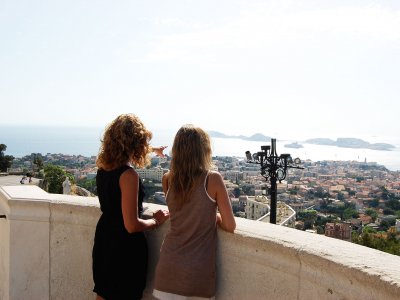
[246, 138, 303, 224]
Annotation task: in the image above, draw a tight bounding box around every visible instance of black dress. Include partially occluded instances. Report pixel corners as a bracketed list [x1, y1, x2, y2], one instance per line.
[93, 165, 147, 300]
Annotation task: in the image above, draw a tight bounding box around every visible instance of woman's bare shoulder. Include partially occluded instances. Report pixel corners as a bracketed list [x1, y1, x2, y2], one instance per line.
[162, 171, 171, 180]
[207, 170, 223, 183]
[121, 167, 138, 180]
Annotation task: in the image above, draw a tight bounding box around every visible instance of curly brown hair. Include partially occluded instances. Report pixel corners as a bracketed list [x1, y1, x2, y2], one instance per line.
[96, 114, 153, 170]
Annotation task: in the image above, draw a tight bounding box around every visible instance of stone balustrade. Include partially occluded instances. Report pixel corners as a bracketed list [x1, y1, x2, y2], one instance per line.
[1, 185, 400, 300]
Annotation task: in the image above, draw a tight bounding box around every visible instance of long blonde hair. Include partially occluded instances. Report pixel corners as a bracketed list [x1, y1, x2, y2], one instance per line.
[96, 114, 152, 170]
[169, 125, 213, 207]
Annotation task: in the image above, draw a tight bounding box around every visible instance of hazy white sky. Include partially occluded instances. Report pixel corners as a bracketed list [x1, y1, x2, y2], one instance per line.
[1, 0, 399, 140]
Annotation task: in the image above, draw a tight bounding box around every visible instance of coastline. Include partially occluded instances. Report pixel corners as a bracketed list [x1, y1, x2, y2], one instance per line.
[1, 126, 400, 172]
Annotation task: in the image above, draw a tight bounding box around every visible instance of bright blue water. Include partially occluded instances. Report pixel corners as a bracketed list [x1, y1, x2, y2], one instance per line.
[1, 126, 399, 171]
[0, 126, 104, 157]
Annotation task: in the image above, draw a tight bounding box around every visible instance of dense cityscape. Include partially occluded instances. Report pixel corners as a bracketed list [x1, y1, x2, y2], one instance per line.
[3, 147, 400, 256]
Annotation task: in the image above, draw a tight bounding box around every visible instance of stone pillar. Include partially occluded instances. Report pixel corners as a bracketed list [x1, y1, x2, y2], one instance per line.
[0, 186, 50, 300]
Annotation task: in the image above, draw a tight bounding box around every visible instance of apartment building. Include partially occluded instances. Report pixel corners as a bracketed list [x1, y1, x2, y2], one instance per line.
[245, 195, 269, 220]
[136, 167, 166, 182]
[325, 222, 352, 242]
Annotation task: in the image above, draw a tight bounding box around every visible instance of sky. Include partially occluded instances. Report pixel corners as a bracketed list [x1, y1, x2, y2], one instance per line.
[1, 0, 399, 141]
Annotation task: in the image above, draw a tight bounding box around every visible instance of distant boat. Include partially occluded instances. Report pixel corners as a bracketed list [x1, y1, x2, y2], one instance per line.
[284, 142, 304, 149]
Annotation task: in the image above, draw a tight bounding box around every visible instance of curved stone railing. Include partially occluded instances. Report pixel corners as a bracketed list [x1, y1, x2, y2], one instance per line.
[1, 185, 400, 300]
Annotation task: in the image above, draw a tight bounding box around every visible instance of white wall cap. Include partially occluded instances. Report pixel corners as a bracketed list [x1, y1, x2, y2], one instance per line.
[144, 201, 400, 286]
[0, 186, 99, 222]
[233, 216, 400, 286]
[0, 185, 99, 207]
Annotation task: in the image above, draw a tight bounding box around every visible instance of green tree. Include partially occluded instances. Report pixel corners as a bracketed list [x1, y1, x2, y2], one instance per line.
[380, 186, 389, 200]
[333, 202, 355, 220]
[316, 225, 325, 234]
[356, 176, 364, 182]
[369, 199, 380, 208]
[361, 232, 373, 248]
[240, 183, 255, 196]
[386, 199, 400, 211]
[337, 192, 345, 201]
[380, 219, 395, 231]
[383, 208, 395, 215]
[348, 190, 356, 196]
[33, 153, 44, 170]
[343, 208, 358, 220]
[314, 187, 329, 198]
[43, 164, 74, 194]
[362, 226, 377, 234]
[142, 179, 163, 201]
[233, 187, 241, 198]
[351, 232, 360, 243]
[315, 215, 337, 227]
[77, 177, 97, 195]
[365, 208, 378, 222]
[0, 144, 14, 172]
[353, 230, 400, 256]
[297, 210, 318, 229]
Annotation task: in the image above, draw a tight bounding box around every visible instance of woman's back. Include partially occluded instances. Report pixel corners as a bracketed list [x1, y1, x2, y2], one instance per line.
[96, 165, 144, 228]
[154, 172, 217, 298]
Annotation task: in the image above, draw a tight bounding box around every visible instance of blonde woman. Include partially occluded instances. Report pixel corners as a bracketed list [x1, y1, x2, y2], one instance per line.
[92, 114, 169, 300]
[153, 125, 236, 300]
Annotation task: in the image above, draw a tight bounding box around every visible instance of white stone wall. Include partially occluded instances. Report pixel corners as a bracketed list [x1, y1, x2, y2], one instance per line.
[1, 186, 400, 300]
[0, 206, 9, 300]
[0, 186, 99, 300]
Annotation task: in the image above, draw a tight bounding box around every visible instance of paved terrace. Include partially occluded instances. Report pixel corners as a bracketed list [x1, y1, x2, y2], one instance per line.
[0, 175, 41, 186]
[1, 184, 400, 300]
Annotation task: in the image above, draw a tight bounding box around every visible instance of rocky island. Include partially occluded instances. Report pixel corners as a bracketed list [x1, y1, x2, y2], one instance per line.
[304, 138, 395, 151]
[208, 131, 271, 142]
[208, 132, 395, 151]
[284, 142, 304, 149]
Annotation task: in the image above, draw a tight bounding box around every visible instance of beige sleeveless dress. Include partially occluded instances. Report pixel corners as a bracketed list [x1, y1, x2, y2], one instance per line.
[153, 172, 217, 299]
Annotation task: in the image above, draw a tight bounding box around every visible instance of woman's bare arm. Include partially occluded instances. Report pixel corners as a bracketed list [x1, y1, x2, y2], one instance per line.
[120, 168, 169, 233]
[162, 172, 170, 194]
[207, 172, 236, 233]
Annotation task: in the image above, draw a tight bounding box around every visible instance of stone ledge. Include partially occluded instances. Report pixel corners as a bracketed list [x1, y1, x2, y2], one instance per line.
[1, 186, 400, 300]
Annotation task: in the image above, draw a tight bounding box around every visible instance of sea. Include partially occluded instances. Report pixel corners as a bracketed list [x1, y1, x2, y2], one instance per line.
[1, 125, 400, 172]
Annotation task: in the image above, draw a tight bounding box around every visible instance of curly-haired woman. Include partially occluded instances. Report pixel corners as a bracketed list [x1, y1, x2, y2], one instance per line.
[92, 114, 169, 300]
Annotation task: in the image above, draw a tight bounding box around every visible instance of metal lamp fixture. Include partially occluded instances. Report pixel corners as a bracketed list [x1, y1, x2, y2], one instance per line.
[246, 138, 303, 224]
